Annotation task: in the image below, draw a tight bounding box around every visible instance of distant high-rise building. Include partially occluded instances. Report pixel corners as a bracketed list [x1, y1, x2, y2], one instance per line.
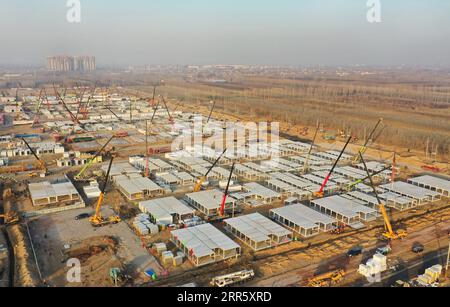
[47, 55, 96, 72]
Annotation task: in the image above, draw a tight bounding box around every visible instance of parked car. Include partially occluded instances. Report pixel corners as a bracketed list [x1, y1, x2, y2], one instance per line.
[75, 213, 90, 220]
[347, 246, 363, 257]
[412, 243, 424, 253]
[376, 245, 392, 256]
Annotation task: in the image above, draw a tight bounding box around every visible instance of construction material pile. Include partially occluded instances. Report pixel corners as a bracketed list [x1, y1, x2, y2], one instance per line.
[416, 264, 442, 286]
[358, 253, 387, 278]
[133, 213, 159, 236]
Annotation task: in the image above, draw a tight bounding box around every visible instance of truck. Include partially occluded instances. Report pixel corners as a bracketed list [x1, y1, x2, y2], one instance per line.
[210, 269, 255, 287]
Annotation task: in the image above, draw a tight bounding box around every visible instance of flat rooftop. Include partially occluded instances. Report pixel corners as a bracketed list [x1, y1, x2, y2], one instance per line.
[185, 189, 234, 210]
[270, 204, 335, 229]
[139, 196, 195, 221]
[171, 223, 240, 258]
[381, 181, 440, 200]
[408, 175, 450, 193]
[312, 195, 376, 218]
[224, 213, 292, 243]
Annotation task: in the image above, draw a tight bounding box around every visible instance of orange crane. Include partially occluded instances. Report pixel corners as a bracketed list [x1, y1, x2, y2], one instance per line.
[220, 162, 235, 216]
[89, 156, 121, 227]
[358, 152, 407, 240]
[193, 149, 227, 192]
[314, 136, 352, 198]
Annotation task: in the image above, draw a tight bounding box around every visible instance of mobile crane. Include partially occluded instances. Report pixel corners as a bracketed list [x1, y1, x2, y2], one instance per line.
[89, 156, 121, 227]
[314, 136, 352, 198]
[358, 153, 407, 240]
[220, 162, 235, 216]
[21, 138, 47, 176]
[74, 136, 115, 181]
[193, 149, 227, 192]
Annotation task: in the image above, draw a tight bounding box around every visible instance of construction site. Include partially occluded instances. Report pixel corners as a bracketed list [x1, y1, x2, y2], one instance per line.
[0, 79, 448, 289]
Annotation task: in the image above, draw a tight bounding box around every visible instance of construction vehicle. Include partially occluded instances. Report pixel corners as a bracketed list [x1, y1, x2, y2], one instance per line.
[330, 223, 346, 235]
[352, 118, 383, 164]
[314, 136, 352, 198]
[302, 122, 320, 174]
[220, 162, 235, 216]
[74, 136, 115, 181]
[358, 153, 407, 240]
[89, 157, 121, 227]
[21, 138, 47, 176]
[193, 149, 227, 192]
[307, 269, 345, 287]
[0, 211, 19, 225]
[210, 269, 255, 287]
[421, 164, 441, 173]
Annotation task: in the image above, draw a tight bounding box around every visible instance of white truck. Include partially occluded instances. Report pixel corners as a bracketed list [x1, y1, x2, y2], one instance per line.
[210, 269, 255, 287]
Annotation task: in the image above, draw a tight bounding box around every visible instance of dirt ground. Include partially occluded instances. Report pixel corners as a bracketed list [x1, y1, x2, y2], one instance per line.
[27, 206, 162, 287]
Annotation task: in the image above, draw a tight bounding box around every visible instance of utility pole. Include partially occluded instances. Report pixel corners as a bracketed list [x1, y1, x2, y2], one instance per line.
[446, 234, 450, 278]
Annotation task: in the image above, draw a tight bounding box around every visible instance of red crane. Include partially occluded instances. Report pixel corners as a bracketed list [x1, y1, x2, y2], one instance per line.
[314, 136, 352, 198]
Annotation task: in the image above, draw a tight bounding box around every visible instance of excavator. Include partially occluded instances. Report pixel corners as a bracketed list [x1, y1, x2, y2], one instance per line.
[352, 118, 383, 164]
[358, 153, 407, 241]
[21, 138, 48, 176]
[74, 135, 115, 181]
[89, 156, 121, 227]
[219, 162, 236, 217]
[193, 149, 227, 192]
[314, 136, 352, 198]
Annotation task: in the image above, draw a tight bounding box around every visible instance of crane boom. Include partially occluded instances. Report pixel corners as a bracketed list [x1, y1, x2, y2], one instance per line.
[353, 118, 383, 163]
[220, 162, 235, 216]
[150, 98, 161, 123]
[303, 122, 320, 173]
[315, 136, 352, 197]
[160, 95, 173, 122]
[74, 136, 115, 180]
[193, 149, 227, 192]
[206, 100, 216, 124]
[93, 157, 113, 219]
[21, 138, 47, 173]
[358, 152, 406, 240]
[53, 85, 86, 130]
[344, 165, 392, 191]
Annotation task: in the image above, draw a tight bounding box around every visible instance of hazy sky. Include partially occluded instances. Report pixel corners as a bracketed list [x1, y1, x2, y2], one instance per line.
[1, 0, 450, 67]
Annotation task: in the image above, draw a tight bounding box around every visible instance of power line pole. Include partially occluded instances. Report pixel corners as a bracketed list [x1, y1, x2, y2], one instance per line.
[446, 234, 450, 278]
